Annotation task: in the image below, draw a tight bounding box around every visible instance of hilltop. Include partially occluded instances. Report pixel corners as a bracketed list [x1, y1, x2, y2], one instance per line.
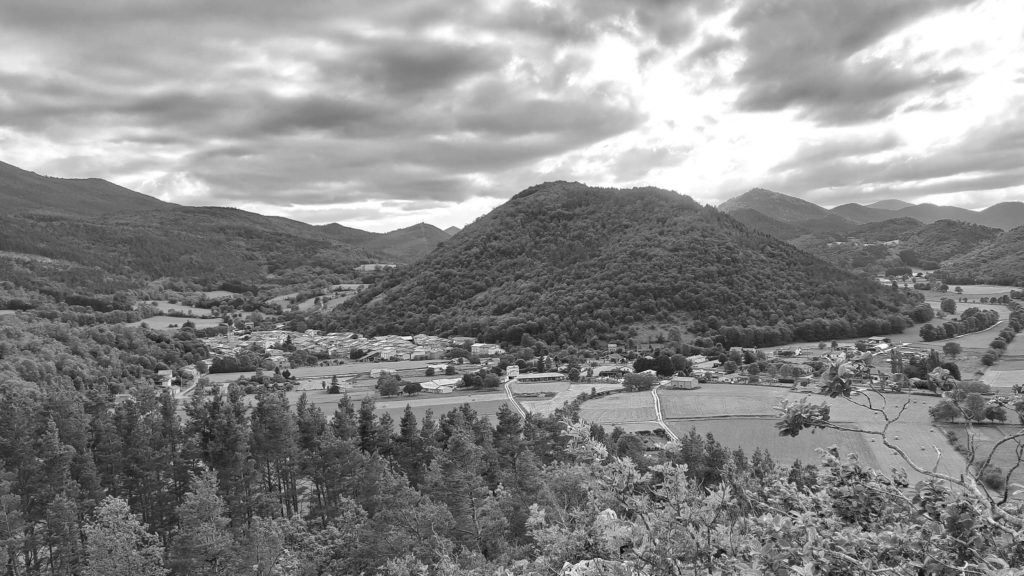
[0, 159, 173, 216]
[720, 188, 838, 223]
[719, 188, 856, 237]
[325, 181, 918, 345]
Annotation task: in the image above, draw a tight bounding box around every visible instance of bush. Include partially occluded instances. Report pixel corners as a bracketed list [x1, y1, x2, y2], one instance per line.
[623, 372, 658, 392]
[981, 467, 1005, 491]
[955, 380, 991, 395]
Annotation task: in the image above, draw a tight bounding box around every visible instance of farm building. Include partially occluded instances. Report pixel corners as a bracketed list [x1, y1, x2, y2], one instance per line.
[593, 365, 628, 377]
[514, 372, 567, 383]
[666, 376, 698, 390]
[420, 378, 461, 393]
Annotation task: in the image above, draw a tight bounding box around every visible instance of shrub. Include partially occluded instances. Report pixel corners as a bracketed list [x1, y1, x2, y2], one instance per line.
[981, 467, 1005, 491]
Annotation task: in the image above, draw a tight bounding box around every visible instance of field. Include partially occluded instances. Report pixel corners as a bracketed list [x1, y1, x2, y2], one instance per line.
[578, 383, 972, 484]
[203, 290, 235, 298]
[664, 417, 878, 468]
[144, 300, 214, 317]
[508, 381, 571, 395]
[374, 396, 509, 425]
[579, 391, 657, 424]
[944, 284, 1018, 297]
[939, 422, 1024, 494]
[0, 310, 17, 316]
[127, 316, 224, 330]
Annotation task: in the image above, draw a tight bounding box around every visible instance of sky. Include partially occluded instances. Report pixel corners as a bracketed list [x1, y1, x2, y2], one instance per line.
[1, 0, 1022, 233]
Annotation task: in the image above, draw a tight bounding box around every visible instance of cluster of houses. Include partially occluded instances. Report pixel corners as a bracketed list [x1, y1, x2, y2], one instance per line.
[827, 238, 901, 248]
[204, 330, 466, 368]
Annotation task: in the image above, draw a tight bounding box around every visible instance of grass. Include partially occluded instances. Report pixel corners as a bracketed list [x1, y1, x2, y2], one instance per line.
[579, 391, 657, 424]
[509, 381, 571, 395]
[127, 316, 224, 330]
[376, 398, 510, 425]
[937, 422, 1024, 495]
[664, 417, 878, 468]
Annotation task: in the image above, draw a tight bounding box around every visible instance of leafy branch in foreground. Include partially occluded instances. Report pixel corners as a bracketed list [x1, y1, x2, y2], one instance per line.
[775, 391, 1024, 542]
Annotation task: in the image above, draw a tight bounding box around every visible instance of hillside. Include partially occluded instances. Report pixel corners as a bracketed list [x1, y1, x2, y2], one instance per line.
[830, 203, 898, 224]
[319, 222, 380, 245]
[937, 226, 1024, 285]
[357, 223, 451, 263]
[326, 181, 919, 345]
[892, 203, 982, 226]
[719, 188, 840, 223]
[900, 220, 1003, 264]
[726, 208, 807, 240]
[0, 159, 173, 216]
[444, 226, 462, 235]
[978, 202, 1024, 231]
[867, 198, 914, 210]
[0, 207, 376, 291]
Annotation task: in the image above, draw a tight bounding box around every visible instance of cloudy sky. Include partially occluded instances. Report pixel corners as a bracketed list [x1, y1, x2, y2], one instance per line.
[1, 0, 1022, 232]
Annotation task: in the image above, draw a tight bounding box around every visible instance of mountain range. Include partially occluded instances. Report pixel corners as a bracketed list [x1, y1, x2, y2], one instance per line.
[719, 187, 1024, 284]
[0, 161, 455, 289]
[723, 187, 1024, 232]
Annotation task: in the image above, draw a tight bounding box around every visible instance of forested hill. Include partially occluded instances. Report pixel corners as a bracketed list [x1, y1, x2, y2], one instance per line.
[323, 181, 918, 345]
[0, 206, 377, 291]
[0, 159, 173, 216]
[937, 225, 1024, 285]
[900, 220, 1003, 264]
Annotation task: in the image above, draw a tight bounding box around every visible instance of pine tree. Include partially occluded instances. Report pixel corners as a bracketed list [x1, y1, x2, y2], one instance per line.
[168, 467, 237, 575]
[83, 496, 167, 576]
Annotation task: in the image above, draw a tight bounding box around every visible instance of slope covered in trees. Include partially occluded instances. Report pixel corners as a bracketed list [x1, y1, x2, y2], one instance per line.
[725, 208, 807, 240]
[325, 182, 920, 345]
[900, 219, 1003, 264]
[937, 226, 1024, 285]
[0, 207, 374, 290]
[0, 159, 173, 216]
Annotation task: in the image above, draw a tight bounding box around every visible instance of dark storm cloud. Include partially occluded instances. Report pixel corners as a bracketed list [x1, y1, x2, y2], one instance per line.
[730, 0, 976, 125]
[0, 0, 668, 214]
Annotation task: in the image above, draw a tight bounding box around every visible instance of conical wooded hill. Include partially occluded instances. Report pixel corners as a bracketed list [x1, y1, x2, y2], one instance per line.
[325, 181, 919, 345]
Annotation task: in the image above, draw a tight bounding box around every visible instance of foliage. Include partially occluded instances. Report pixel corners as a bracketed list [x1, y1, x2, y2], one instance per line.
[622, 372, 658, 392]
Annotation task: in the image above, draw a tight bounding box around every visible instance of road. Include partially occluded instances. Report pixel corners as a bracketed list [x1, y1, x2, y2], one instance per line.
[651, 382, 679, 442]
[504, 380, 527, 418]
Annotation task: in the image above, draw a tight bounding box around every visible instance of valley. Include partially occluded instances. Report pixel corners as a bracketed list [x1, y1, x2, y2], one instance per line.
[2, 164, 1023, 575]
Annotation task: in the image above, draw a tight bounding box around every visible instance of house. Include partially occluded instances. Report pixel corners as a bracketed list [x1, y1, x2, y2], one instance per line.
[667, 376, 698, 390]
[607, 343, 618, 353]
[470, 343, 505, 357]
[354, 263, 397, 272]
[506, 365, 520, 379]
[155, 369, 174, 387]
[450, 336, 477, 347]
[593, 365, 627, 377]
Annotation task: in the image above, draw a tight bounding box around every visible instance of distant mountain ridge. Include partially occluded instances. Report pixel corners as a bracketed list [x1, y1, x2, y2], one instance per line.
[721, 187, 1023, 279]
[720, 186, 1023, 231]
[1, 159, 450, 266]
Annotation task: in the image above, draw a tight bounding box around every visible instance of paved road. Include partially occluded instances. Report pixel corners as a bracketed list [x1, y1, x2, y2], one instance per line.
[504, 380, 527, 418]
[651, 382, 679, 442]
